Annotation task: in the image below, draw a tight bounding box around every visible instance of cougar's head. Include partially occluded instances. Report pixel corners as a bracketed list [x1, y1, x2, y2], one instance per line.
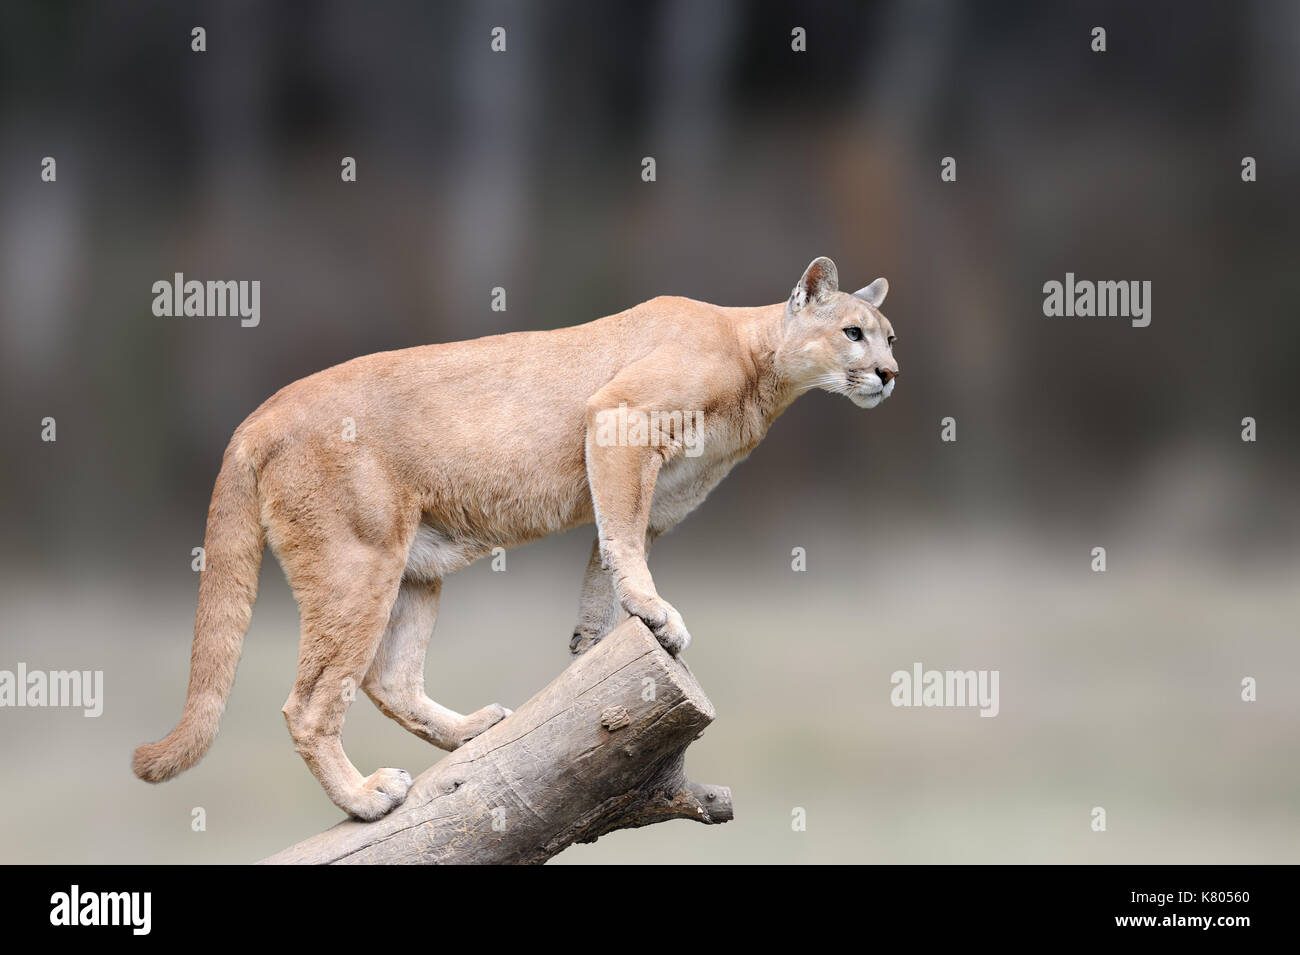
[779, 256, 898, 409]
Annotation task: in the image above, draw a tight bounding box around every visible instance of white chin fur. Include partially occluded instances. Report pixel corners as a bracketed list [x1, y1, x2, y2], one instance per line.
[849, 377, 894, 409]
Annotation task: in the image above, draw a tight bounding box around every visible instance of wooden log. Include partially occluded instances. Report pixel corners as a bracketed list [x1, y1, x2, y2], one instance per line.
[260, 617, 732, 864]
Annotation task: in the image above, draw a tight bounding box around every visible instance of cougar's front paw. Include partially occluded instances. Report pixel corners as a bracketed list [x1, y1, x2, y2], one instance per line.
[621, 593, 692, 656]
[570, 624, 608, 655]
[651, 604, 692, 656]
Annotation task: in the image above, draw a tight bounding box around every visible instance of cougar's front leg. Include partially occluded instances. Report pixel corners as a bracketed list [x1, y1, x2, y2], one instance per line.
[570, 531, 657, 655]
[584, 392, 691, 655]
[569, 537, 622, 654]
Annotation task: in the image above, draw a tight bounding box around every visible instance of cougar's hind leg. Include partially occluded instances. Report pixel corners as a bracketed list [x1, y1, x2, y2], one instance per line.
[364, 578, 510, 749]
[278, 533, 413, 821]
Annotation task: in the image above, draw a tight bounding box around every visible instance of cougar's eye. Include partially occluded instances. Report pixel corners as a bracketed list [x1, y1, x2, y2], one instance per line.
[843, 327, 864, 342]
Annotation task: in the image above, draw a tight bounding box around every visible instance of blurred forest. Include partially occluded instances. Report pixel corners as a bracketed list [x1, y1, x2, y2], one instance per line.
[3, 0, 1298, 565]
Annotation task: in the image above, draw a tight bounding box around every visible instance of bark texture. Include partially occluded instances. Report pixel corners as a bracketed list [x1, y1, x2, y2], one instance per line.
[261, 617, 732, 864]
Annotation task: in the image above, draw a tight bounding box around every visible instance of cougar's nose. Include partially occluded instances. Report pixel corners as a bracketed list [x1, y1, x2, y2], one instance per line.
[877, 367, 896, 384]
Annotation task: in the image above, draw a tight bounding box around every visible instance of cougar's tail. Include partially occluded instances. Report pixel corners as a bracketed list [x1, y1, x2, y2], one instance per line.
[132, 438, 264, 783]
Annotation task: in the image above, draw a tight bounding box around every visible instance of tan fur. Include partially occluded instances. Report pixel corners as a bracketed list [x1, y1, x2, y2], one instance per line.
[132, 256, 899, 820]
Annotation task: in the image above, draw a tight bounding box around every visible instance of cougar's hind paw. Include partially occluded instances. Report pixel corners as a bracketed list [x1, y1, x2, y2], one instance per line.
[455, 703, 511, 746]
[345, 767, 412, 821]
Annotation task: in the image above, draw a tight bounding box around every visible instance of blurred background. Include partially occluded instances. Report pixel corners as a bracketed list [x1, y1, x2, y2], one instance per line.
[1, 0, 1297, 864]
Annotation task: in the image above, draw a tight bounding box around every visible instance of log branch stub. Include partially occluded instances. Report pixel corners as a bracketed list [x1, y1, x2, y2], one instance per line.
[260, 617, 731, 864]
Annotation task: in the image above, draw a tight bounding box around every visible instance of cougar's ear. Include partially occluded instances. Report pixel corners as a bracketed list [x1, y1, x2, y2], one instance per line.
[853, 277, 888, 308]
[789, 256, 839, 311]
